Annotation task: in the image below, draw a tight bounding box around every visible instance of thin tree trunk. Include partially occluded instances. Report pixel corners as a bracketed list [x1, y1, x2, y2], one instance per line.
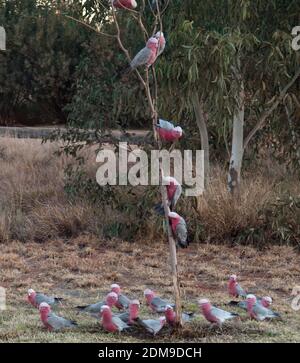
[192, 93, 210, 186]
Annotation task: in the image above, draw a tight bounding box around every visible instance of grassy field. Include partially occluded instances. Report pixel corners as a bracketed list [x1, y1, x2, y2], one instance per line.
[0, 137, 299, 342]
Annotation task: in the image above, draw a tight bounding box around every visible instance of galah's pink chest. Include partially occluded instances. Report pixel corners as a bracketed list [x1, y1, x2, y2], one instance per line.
[167, 183, 177, 200]
[158, 128, 178, 142]
[170, 218, 180, 233]
[229, 282, 237, 296]
[103, 318, 118, 332]
[147, 46, 158, 66]
[204, 309, 219, 323]
[166, 310, 176, 324]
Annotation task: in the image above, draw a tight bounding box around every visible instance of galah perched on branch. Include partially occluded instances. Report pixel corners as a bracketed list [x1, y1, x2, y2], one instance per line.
[198, 299, 239, 327]
[100, 305, 131, 333]
[110, 283, 131, 310]
[154, 31, 166, 57]
[246, 294, 281, 321]
[228, 274, 247, 298]
[144, 289, 175, 313]
[75, 292, 118, 317]
[113, 0, 137, 9]
[39, 302, 77, 331]
[154, 176, 182, 215]
[117, 299, 140, 324]
[155, 119, 183, 143]
[168, 212, 189, 248]
[229, 296, 273, 310]
[136, 316, 166, 335]
[27, 289, 63, 309]
[164, 305, 194, 326]
[121, 37, 158, 75]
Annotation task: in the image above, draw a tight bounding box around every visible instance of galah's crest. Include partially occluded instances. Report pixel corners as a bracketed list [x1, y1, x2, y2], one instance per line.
[156, 119, 183, 143]
[246, 294, 280, 321]
[100, 305, 131, 333]
[168, 212, 189, 248]
[39, 302, 77, 331]
[76, 292, 118, 317]
[228, 274, 247, 298]
[113, 0, 137, 9]
[27, 289, 63, 309]
[144, 289, 175, 313]
[199, 299, 239, 326]
[110, 283, 131, 310]
[154, 176, 182, 215]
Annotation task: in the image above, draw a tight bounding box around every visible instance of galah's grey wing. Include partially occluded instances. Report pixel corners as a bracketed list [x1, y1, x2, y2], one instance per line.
[111, 316, 130, 331]
[182, 312, 194, 322]
[170, 185, 182, 210]
[236, 284, 247, 298]
[116, 312, 129, 323]
[130, 47, 152, 69]
[139, 319, 162, 335]
[151, 297, 174, 312]
[118, 294, 131, 309]
[237, 301, 247, 310]
[211, 307, 238, 323]
[76, 301, 104, 314]
[175, 219, 188, 248]
[157, 119, 174, 130]
[253, 304, 280, 320]
[35, 293, 56, 306]
[47, 312, 77, 331]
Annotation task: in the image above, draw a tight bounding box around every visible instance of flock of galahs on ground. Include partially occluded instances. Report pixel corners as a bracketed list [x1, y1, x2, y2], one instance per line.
[27, 276, 281, 333]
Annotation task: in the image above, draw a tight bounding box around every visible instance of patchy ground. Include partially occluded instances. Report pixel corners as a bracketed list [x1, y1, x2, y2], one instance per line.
[0, 236, 299, 342]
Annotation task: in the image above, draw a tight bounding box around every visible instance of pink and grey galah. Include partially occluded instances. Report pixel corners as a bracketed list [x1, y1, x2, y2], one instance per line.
[246, 294, 280, 321]
[228, 274, 247, 298]
[112, 0, 137, 10]
[116, 299, 140, 325]
[154, 176, 182, 215]
[230, 296, 273, 310]
[199, 299, 239, 327]
[155, 119, 183, 143]
[154, 31, 166, 57]
[27, 289, 63, 308]
[168, 212, 189, 248]
[144, 289, 175, 313]
[136, 316, 166, 335]
[110, 283, 131, 310]
[100, 305, 131, 333]
[39, 302, 77, 331]
[76, 292, 118, 317]
[164, 305, 194, 326]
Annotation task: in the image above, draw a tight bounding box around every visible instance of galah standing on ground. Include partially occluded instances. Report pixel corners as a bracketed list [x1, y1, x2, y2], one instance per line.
[246, 294, 280, 321]
[110, 283, 131, 310]
[168, 212, 189, 248]
[27, 289, 63, 308]
[198, 299, 239, 327]
[76, 292, 118, 317]
[164, 305, 194, 326]
[39, 302, 77, 331]
[228, 274, 247, 298]
[100, 305, 131, 333]
[154, 176, 182, 215]
[136, 316, 166, 335]
[154, 31, 166, 57]
[117, 299, 140, 324]
[144, 289, 175, 313]
[113, 0, 137, 9]
[155, 119, 183, 143]
[122, 37, 158, 74]
[229, 296, 273, 310]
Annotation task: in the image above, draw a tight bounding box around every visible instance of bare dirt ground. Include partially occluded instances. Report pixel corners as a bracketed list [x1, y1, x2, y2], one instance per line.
[0, 236, 299, 342]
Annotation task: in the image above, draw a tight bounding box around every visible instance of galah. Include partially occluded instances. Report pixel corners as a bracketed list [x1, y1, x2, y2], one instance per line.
[136, 316, 166, 335]
[144, 289, 175, 313]
[113, 0, 137, 9]
[154, 31, 166, 57]
[155, 119, 183, 143]
[154, 176, 182, 215]
[123, 37, 158, 74]
[39, 302, 77, 331]
[110, 283, 131, 310]
[229, 296, 273, 310]
[168, 212, 189, 248]
[76, 292, 118, 317]
[199, 299, 239, 327]
[228, 274, 247, 298]
[246, 294, 280, 321]
[164, 305, 194, 326]
[100, 305, 131, 333]
[27, 289, 63, 308]
[116, 299, 140, 325]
